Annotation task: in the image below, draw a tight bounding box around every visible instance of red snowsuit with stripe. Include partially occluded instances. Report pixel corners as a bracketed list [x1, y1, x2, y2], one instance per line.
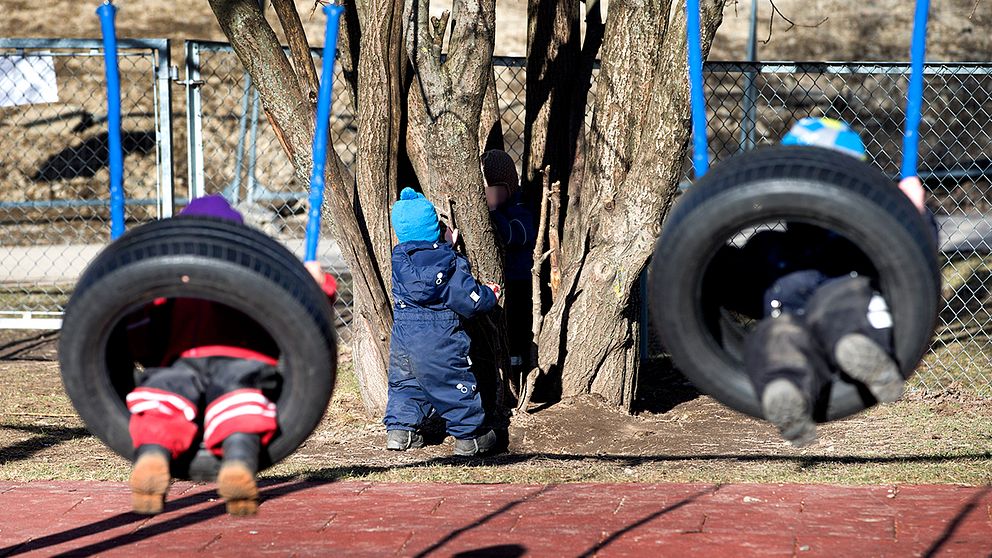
[127, 274, 337, 459]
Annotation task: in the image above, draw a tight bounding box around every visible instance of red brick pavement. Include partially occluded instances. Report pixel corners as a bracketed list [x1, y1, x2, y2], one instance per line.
[0, 481, 989, 557]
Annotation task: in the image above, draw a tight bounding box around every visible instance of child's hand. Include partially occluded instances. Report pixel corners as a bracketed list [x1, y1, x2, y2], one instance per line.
[305, 260, 338, 302]
[485, 282, 501, 300]
[444, 227, 460, 246]
[899, 176, 926, 214]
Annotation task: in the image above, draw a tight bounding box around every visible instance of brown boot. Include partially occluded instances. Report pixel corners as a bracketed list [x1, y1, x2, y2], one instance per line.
[217, 433, 260, 516]
[129, 445, 171, 515]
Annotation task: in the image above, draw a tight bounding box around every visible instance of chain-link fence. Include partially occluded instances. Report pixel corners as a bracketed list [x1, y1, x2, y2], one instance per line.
[3, 38, 989, 394]
[0, 38, 172, 328]
[183, 41, 357, 342]
[186, 47, 992, 394]
[697, 62, 992, 395]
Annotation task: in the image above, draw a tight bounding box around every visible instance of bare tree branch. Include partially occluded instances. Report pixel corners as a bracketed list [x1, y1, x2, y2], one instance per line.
[763, 0, 829, 44]
[271, 0, 320, 103]
[518, 166, 554, 413]
[971, 0, 983, 19]
[430, 12, 450, 59]
[405, 0, 446, 106]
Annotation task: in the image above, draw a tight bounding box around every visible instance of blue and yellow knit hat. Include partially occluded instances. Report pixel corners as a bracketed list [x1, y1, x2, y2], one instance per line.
[781, 117, 867, 160]
[391, 187, 440, 243]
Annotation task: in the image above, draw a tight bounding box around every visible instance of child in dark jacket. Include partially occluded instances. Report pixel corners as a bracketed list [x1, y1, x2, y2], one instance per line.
[482, 150, 537, 373]
[715, 118, 935, 447]
[383, 187, 501, 456]
[127, 195, 337, 516]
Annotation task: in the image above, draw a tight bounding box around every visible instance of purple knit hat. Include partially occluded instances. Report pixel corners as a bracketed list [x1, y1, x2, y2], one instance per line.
[180, 194, 244, 224]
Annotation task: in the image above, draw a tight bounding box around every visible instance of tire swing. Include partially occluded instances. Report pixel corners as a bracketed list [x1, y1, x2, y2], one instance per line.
[58, 2, 345, 480]
[648, 0, 940, 421]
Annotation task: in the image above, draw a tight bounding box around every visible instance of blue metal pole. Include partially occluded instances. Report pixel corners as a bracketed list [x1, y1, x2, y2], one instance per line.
[304, 4, 344, 263]
[97, 2, 125, 240]
[686, 0, 709, 178]
[901, 0, 930, 180]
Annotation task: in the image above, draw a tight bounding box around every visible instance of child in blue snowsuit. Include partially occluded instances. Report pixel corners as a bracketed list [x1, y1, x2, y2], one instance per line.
[482, 149, 537, 373]
[383, 187, 501, 456]
[715, 118, 936, 447]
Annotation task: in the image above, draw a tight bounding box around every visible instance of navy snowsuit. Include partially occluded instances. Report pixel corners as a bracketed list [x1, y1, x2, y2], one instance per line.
[490, 191, 536, 282]
[490, 191, 537, 368]
[383, 240, 498, 439]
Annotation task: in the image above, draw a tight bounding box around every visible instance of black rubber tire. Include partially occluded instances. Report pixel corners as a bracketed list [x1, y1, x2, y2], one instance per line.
[59, 217, 337, 480]
[649, 145, 939, 421]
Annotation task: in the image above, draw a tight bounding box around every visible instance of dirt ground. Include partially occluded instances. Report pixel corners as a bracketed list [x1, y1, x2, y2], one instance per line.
[2, 329, 990, 486]
[1, 1, 991, 488]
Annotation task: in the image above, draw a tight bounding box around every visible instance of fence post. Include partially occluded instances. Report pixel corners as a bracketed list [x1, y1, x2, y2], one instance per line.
[739, 0, 759, 152]
[184, 40, 206, 199]
[154, 39, 174, 217]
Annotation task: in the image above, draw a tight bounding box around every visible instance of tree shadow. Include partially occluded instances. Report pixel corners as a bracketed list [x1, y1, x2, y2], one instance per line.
[0, 424, 91, 467]
[922, 485, 991, 557]
[0, 330, 59, 361]
[30, 130, 156, 182]
[293, 450, 992, 481]
[577, 486, 717, 557]
[3, 451, 990, 557]
[411, 485, 553, 558]
[452, 545, 526, 558]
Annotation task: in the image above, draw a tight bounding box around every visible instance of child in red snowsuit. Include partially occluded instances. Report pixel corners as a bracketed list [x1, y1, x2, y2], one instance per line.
[127, 195, 337, 516]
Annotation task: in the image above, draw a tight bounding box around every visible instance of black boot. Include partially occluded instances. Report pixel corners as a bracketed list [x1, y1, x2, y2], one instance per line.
[453, 429, 498, 456]
[217, 433, 260, 516]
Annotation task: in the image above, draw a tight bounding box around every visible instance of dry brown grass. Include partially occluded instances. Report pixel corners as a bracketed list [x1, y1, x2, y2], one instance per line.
[1, 349, 989, 486]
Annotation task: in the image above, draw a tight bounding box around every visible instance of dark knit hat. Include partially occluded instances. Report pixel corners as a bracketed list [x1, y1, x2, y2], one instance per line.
[180, 194, 244, 224]
[390, 187, 440, 243]
[482, 150, 519, 196]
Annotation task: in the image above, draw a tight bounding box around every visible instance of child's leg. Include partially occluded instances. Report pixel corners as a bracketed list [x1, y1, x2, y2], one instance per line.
[202, 357, 279, 516]
[127, 360, 205, 514]
[411, 328, 494, 456]
[383, 330, 433, 450]
[805, 276, 902, 403]
[504, 279, 533, 372]
[744, 314, 831, 447]
[217, 432, 261, 516]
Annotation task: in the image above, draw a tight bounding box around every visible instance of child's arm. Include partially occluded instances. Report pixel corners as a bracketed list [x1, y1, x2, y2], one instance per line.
[898, 176, 939, 243]
[443, 254, 499, 318]
[898, 176, 926, 214]
[490, 207, 535, 248]
[305, 261, 338, 303]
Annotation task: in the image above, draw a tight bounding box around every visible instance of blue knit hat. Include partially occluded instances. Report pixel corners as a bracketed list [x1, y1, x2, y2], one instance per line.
[180, 194, 244, 224]
[782, 117, 867, 160]
[391, 187, 440, 243]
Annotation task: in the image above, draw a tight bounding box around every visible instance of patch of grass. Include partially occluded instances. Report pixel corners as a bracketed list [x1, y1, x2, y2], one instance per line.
[3, 360, 992, 486]
[0, 285, 71, 312]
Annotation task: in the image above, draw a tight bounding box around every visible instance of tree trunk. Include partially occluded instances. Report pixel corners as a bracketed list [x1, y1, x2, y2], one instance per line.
[404, 0, 511, 412]
[522, 0, 580, 199]
[209, 0, 394, 415]
[345, 0, 411, 414]
[538, 0, 726, 411]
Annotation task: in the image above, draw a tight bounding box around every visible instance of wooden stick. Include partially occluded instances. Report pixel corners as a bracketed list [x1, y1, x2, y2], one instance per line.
[517, 166, 553, 413]
[548, 182, 562, 299]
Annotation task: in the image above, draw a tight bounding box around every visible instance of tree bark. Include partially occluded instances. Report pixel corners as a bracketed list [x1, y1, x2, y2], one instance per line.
[209, 0, 395, 415]
[404, 0, 502, 281]
[270, 0, 320, 104]
[522, 0, 580, 198]
[537, 0, 726, 411]
[342, 0, 411, 414]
